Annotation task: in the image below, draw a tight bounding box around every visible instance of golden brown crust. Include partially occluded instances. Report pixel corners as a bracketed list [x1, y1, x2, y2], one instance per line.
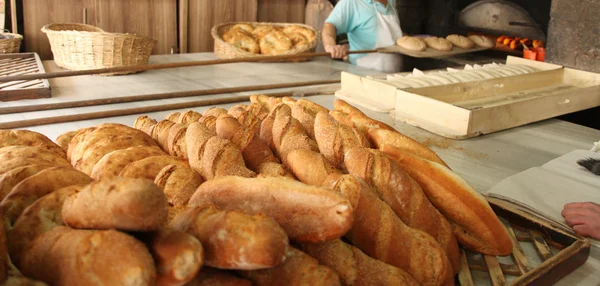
[396, 36, 427, 52]
[381, 145, 513, 256]
[54, 130, 79, 151]
[21, 226, 156, 285]
[368, 128, 450, 168]
[90, 145, 166, 180]
[198, 116, 217, 132]
[0, 167, 92, 225]
[290, 99, 329, 140]
[271, 105, 319, 165]
[134, 115, 158, 134]
[313, 112, 370, 170]
[151, 230, 204, 286]
[186, 268, 251, 286]
[154, 164, 204, 219]
[62, 177, 169, 231]
[167, 123, 190, 158]
[170, 205, 289, 270]
[0, 130, 65, 159]
[0, 211, 6, 284]
[0, 165, 53, 202]
[188, 176, 353, 243]
[0, 146, 70, 170]
[203, 107, 228, 118]
[119, 155, 188, 181]
[177, 110, 203, 124]
[286, 149, 340, 186]
[153, 120, 178, 152]
[0, 158, 70, 176]
[166, 112, 182, 122]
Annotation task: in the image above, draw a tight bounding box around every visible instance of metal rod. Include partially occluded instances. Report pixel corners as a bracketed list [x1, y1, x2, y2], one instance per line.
[0, 50, 377, 83]
[0, 79, 340, 115]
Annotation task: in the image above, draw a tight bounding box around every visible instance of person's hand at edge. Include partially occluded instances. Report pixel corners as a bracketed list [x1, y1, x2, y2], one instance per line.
[561, 202, 600, 240]
[324, 44, 348, 59]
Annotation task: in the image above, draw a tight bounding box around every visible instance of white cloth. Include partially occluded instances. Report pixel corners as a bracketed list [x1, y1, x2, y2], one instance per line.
[356, 2, 404, 73]
[591, 140, 600, 152]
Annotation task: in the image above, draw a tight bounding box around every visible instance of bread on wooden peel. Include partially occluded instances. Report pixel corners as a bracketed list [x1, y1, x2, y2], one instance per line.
[368, 128, 450, 168]
[344, 148, 460, 274]
[8, 185, 80, 268]
[149, 230, 204, 286]
[313, 112, 370, 170]
[119, 155, 189, 181]
[238, 247, 341, 286]
[298, 239, 419, 286]
[381, 145, 513, 255]
[424, 37, 453, 51]
[90, 145, 166, 180]
[396, 36, 427, 52]
[446, 34, 475, 49]
[0, 130, 65, 158]
[290, 99, 330, 140]
[21, 226, 156, 286]
[0, 167, 92, 225]
[186, 268, 251, 286]
[62, 177, 168, 231]
[170, 205, 288, 270]
[188, 176, 353, 243]
[154, 164, 204, 220]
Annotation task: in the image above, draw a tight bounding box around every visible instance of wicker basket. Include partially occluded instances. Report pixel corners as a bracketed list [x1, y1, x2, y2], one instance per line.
[212, 22, 318, 62]
[41, 23, 156, 75]
[0, 33, 23, 54]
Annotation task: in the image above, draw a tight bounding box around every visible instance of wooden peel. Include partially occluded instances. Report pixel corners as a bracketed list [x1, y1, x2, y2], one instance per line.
[0, 50, 377, 83]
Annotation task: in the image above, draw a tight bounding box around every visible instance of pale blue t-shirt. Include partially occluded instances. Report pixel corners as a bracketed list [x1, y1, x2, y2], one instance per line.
[326, 0, 397, 64]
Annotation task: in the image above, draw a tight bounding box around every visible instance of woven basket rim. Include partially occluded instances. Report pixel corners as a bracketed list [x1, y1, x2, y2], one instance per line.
[41, 23, 157, 41]
[0, 33, 23, 40]
[211, 21, 319, 58]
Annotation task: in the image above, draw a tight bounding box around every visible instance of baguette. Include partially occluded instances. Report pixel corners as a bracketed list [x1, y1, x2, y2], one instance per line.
[332, 99, 396, 134]
[151, 230, 204, 286]
[271, 104, 319, 165]
[198, 116, 217, 132]
[90, 145, 166, 180]
[134, 115, 158, 136]
[0, 130, 65, 158]
[323, 173, 453, 286]
[167, 112, 182, 122]
[0, 167, 92, 224]
[238, 248, 341, 286]
[167, 123, 190, 158]
[281, 96, 297, 107]
[286, 149, 339, 186]
[0, 165, 53, 201]
[177, 110, 203, 124]
[368, 128, 449, 168]
[245, 102, 268, 120]
[185, 268, 251, 286]
[314, 112, 370, 170]
[153, 120, 178, 151]
[227, 104, 248, 118]
[259, 103, 287, 152]
[298, 239, 419, 286]
[344, 148, 460, 273]
[170, 205, 288, 270]
[290, 99, 329, 140]
[21, 226, 156, 286]
[119, 155, 189, 181]
[381, 145, 513, 255]
[8, 185, 80, 268]
[231, 109, 263, 137]
[203, 107, 228, 118]
[188, 176, 353, 243]
[62, 177, 169, 231]
[154, 164, 204, 220]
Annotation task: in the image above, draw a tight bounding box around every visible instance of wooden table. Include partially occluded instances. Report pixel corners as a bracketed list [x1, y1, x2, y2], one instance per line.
[1, 52, 599, 285]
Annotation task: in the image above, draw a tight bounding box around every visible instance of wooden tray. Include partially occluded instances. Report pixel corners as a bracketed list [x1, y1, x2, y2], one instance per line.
[466, 197, 591, 286]
[0, 53, 51, 101]
[336, 56, 600, 139]
[377, 44, 491, 58]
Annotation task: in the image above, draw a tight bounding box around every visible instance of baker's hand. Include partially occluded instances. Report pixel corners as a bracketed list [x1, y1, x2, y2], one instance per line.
[561, 202, 600, 240]
[325, 45, 348, 59]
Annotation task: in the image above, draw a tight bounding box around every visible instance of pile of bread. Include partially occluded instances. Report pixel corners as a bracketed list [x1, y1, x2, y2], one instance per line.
[0, 96, 513, 286]
[221, 24, 316, 56]
[396, 34, 495, 52]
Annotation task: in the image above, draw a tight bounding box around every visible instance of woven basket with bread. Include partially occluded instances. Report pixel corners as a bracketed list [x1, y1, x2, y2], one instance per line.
[0, 97, 515, 285]
[212, 22, 318, 62]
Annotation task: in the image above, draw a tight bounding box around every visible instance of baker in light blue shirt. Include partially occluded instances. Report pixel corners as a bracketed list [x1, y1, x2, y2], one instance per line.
[322, 0, 404, 73]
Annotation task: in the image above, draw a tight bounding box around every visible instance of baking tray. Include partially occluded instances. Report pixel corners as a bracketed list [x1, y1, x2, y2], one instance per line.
[0, 53, 51, 101]
[378, 44, 491, 59]
[464, 197, 590, 286]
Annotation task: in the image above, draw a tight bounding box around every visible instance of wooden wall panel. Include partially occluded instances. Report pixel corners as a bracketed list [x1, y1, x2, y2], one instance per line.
[94, 0, 177, 55]
[258, 0, 306, 24]
[187, 0, 258, 53]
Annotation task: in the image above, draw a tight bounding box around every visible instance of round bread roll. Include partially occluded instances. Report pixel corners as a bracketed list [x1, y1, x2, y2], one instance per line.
[396, 36, 426, 52]
[424, 37, 453, 52]
[469, 35, 495, 48]
[446, 34, 475, 49]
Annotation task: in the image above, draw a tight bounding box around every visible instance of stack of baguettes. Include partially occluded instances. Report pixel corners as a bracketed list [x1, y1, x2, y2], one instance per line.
[0, 95, 513, 286]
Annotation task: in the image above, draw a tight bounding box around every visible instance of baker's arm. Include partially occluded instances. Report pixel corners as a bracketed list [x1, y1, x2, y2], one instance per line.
[322, 23, 348, 59]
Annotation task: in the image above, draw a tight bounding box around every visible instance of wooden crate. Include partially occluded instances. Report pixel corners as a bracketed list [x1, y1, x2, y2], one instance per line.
[0, 53, 51, 101]
[466, 198, 590, 286]
[336, 56, 600, 139]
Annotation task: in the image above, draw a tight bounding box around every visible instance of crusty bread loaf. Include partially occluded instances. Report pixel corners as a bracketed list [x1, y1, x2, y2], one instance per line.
[424, 37, 453, 51]
[198, 116, 217, 132]
[151, 230, 204, 286]
[55, 130, 79, 151]
[281, 96, 297, 107]
[299, 239, 419, 286]
[313, 112, 370, 170]
[238, 248, 341, 286]
[167, 112, 182, 122]
[368, 128, 450, 168]
[21, 226, 156, 286]
[188, 176, 353, 243]
[0, 167, 92, 224]
[0, 165, 53, 201]
[154, 164, 204, 220]
[286, 149, 339, 186]
[0, 158, 70, 176]
[245, 102, 268, 120]
[8, 185, 80, 268]
[185, 268, 251, 286]
[290, 99, 329, 140]
[446, 34, 475, 49]
[153, 120, 178, 152]
[332, 99, 396, 135]
[90, 145, 166, 180]
[134, 115, 158, 136]
[322, 174, 453, 286]
[74, 135, 158, 175]
[381, 145, 513, 255]
[203, 107, 228, 118]
[167, 123, 190, 158]
[227, 104, 248, 118]
[119, 155, 189, 181]
[271, 104, 319, 165]
[62, 177, 169, 231]
[345, 148, 460, 274]
[170, 205, 288, 270]
[0, 130, 65, 158]
[0, 146, 70, 170]
[177, 110, 202, 124]
[396, 36, 427, 52]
